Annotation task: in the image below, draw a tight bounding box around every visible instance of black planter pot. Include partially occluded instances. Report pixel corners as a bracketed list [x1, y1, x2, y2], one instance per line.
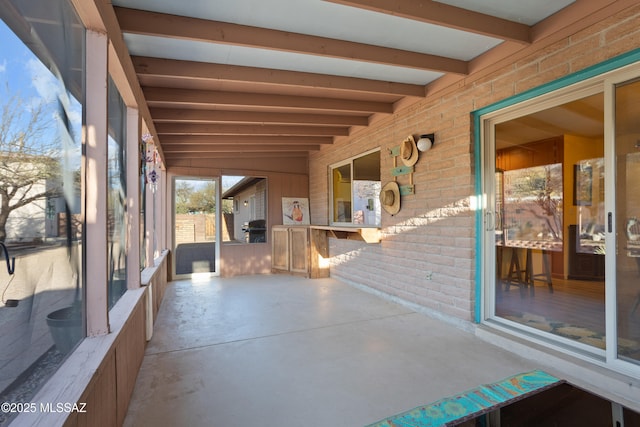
[46, 306, 82, 354]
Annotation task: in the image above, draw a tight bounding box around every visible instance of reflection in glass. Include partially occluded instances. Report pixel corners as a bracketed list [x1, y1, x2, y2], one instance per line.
[503, 164, 563, 250]
[493, 92, 606, 350]
[174, 178, 216, 275]
[331, 150, 380, 225]
[221, 176, 267, 243]
[575, 158, 605, 255]
[107, 78, 127, 309]
[332, 164, 352, 223]
[615, 79, 640, 364]
[0, 0, 84, 418]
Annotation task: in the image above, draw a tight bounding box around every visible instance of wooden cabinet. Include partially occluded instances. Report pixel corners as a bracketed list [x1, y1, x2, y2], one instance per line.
[271, 227, 290, 271]
[289, 227, 309, 274]
[272, 226, 308, 275]
[271, 226, 328, 278]
[568, 225, 605, 280]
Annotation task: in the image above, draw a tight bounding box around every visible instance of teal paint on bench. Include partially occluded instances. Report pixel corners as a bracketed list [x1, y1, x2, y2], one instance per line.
[367, 370, 562, 427]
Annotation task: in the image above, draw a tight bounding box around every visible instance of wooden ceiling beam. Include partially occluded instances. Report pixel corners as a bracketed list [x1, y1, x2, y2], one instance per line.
[155, 123, 350, 136]
[158, 135, 333, 145]
[324, 0, 531, 45]
[162, 144, 320, 152]
[149, 107, 369, 126]
[115, 7, 468, 74]
[133, 56, 426, 98]
[166, 151, 309, 161]
[143, 87, 393, 113]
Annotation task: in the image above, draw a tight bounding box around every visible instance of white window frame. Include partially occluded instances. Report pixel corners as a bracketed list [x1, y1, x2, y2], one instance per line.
[329, 148, 381, 227]
[478, 61, 640, 379]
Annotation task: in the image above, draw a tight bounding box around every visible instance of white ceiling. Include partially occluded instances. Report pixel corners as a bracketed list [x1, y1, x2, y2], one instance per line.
[433, 0, 574, 25]
[108, 0, 585, 165]
[114, 0, 574, 86]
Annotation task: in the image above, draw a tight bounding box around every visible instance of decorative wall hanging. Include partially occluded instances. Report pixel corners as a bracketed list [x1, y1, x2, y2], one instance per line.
[142, 133, 161, 188]
[388, 135, 416, 197]
[282, 197, 310, 225]
[383, 134, 435, 215]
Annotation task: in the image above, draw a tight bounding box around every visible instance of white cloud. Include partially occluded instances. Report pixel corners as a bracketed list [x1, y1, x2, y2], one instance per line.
[26, 58, 59, 104]
[0, 59, 6, 73]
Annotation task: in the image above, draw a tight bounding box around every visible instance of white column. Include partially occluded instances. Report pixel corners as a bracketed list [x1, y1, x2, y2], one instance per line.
[84, 29, 109, 336]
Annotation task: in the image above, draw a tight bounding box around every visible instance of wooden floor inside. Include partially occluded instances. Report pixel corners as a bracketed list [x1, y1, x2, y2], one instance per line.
[495, 270, 640, 361]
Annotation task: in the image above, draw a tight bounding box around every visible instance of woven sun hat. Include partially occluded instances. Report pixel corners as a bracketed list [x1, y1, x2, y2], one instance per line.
[400, 135, 419, 167]
[380, 181, 401, 215]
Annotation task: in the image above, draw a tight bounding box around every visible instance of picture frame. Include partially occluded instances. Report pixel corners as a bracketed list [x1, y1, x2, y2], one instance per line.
[574, 163, 592, 206]
[282, 197, 310, 225]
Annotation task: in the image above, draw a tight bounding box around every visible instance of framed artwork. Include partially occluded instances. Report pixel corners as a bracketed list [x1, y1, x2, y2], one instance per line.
[503, 163, 563, 249]
[282, 197, 310, 225]
[574, 163, 593, 206]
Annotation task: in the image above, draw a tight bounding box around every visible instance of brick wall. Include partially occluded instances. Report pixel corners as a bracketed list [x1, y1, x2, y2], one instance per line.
[308, 4, 640, 323]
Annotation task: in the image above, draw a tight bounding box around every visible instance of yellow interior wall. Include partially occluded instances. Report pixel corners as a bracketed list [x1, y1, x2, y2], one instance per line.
[332, 169, 351, 221]
[563, 134, 605, 277]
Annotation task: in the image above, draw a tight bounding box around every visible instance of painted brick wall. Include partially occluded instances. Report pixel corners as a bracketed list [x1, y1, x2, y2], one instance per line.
[308, 4, 640, 323]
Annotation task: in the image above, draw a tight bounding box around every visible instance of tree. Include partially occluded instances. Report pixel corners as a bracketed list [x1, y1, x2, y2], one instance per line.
[188, 182, 216, 213]
[175, 180, 216, 214]
[175, 181, 194, 214]
[0, 91, 62, 242]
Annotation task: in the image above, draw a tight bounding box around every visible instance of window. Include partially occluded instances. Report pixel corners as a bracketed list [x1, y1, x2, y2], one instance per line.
[221, 176, 267, 243]
[107, 77, 127, 308]
[140, 140, 147, 270]
[0, 0, 84, 417]
[330, 150, 381, 226]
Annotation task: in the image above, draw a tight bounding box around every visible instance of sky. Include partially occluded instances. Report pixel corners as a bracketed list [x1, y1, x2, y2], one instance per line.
[0, 19, 83, 149]
[1, 18, 84, 212]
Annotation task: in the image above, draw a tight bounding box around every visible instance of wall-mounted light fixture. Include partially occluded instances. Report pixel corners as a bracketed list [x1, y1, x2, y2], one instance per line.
[243, 200, 248, 207]
[417, 134, 434, 152]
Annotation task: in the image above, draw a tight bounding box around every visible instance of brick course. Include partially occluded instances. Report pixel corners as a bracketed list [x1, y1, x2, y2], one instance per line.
[308, 4, 640, 323]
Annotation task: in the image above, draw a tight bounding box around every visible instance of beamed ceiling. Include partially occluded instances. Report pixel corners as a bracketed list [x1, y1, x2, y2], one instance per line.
[103, 0, 634, 168]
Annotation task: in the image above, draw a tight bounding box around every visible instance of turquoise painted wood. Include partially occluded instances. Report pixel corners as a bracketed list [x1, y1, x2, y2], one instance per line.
[399, 185, 414, 196]
[367, 370, 562, 427]
[391, 165, 414, 176]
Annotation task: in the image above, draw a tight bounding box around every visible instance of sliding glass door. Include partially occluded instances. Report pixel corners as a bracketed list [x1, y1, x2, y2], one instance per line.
[481, 67, 640, 371]
[489, 90, 607, 352]
[614, 78, 640, 365]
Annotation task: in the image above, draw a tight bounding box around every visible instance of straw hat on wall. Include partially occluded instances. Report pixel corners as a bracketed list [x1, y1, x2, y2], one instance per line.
[380, 181, 400, 215]
[400, 135, 418, 167]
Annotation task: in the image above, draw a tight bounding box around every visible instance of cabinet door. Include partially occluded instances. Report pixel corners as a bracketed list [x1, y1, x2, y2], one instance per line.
[289, 227, 309, 274]
[272, 227, 290, 271]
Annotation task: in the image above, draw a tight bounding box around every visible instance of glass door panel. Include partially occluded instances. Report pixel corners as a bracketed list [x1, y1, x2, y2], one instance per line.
[493, 92, 607, 350]
[614, 79, 640, 364]
[173, 177, 218, 277]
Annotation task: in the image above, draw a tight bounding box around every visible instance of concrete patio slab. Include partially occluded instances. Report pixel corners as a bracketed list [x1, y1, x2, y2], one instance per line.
[124, 275, 536, 427]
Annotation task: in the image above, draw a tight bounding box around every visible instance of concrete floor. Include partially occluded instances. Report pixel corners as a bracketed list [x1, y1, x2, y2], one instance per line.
[124, 275, 537, 427]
